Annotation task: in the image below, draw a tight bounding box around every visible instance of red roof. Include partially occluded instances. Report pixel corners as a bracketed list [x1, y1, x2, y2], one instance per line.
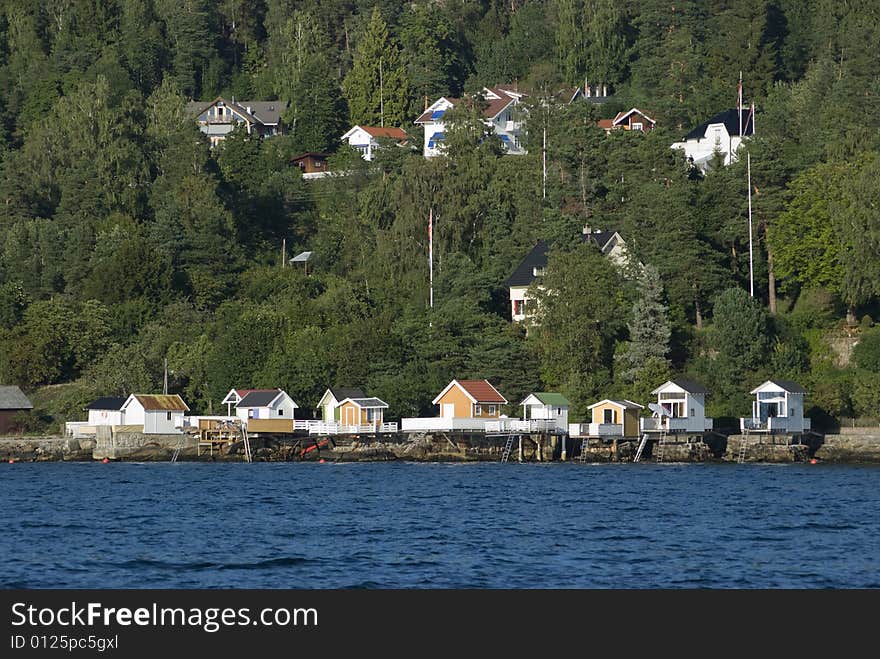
[361, 126, 409, 140]
[457, 380, 507, 403]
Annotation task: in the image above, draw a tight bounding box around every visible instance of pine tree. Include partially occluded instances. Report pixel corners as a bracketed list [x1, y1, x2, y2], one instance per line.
[555, 0, 585, 86]
[619, 265, 671, 381]
[342, 6, 409, 127]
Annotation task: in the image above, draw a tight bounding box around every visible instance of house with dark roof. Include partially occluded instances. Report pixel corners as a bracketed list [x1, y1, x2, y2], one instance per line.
[641, 379, 713, 434]
[186, 97, 288, 147]
[84, 397, 126, 426]
[291, 152, 330, 179]
[221, 388, 280, 416]
[597, 108, 655, 134]
[671, 107, 755, 171]
[741, 380, 810, 434]
[121, 394, 190, 434]
[0, 385, 33, 434]
[340, 125, 410, 161]
[234, 389, 298, 424]
[505, 227, 630, 322]
[414, 86, 527, 158]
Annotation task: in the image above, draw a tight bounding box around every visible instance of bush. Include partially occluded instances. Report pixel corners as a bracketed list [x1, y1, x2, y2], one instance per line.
[853, 329, 880, 373]
[861, 314, 874, 329]
[788, 288, 839, 332]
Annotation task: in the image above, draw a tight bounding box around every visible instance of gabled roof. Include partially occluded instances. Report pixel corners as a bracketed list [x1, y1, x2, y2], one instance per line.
[432, 379, 507, 405]
[612, 108, 655, 127]
[237, 389, 298, 408]
[338, 397, 389, 409]
[506, 230, 625, 288]
[291, 152, 329, 162]
[342, 125, 408, 142]
[0, 385, 33, 410]
[683, 108, 755, 140]
[751, 380, 807, 395]
[414, 86, 523, 124]
[222, 388, 277, 405]
[84, 396, 126, 411]
[126, 394, 189, 412]
[506, 241, 549, 287]
[522, 392, 571, 407]
[652, 378, 709, 395]
[187, 97, 287, 126]
[332, 387, 367, 402]
[587, 399, 644, 410]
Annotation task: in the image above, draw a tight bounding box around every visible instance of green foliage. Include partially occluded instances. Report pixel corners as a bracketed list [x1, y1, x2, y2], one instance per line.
[343, 7, 409, 127]
[852, 329, 880, 373]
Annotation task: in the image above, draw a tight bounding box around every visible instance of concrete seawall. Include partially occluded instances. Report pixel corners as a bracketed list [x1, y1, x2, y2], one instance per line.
[2, 429, 880, 464]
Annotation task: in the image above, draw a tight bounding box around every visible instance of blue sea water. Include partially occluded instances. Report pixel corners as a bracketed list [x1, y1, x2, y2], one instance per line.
[1, 462, 878, 589]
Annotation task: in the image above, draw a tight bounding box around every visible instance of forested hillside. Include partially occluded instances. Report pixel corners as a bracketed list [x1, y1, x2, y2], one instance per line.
[1, 0, 879, 430]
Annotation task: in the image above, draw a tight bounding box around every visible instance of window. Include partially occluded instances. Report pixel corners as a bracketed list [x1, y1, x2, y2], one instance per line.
[487, 405, 496, 416]
[790, 408, 794, 417]
[166, 412, 172, 421]
[248, 409, 254, 419]
[632, 122, 643, 131]
[690, 408, 695, 418]
[533, 266, 546, 276]
[603, 409, 615, 424]
[474, 404, 482, 416]
[278, 409, 283, 416]
[513, 299, 524, 317]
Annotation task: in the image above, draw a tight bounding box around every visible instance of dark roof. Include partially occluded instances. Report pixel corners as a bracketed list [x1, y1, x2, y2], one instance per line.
[506, 231, 621, 287]
[767, 379, 807, 394]
[346, 397, 389, 408]
[291, 153, 329, 162]
[187, 98, 288, 126]
[237, 389, 283, 407]
[683, 108, 755, 140]
[84, 397, 126, 411]
[330, 387, 366, 401]
[0, 385, 32, 410]
[505, 241, 549, 287]
[670, 378, 709, 394]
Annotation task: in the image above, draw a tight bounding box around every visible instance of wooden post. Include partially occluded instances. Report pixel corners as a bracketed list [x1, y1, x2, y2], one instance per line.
[560, 435, 567, 461]
[612, 438, 618, 462]
[518, 436, 523, 462]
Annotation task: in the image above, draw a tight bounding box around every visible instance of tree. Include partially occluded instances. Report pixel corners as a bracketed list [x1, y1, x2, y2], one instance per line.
[342, 7, 409, 127]
[618, 265, 671, 382]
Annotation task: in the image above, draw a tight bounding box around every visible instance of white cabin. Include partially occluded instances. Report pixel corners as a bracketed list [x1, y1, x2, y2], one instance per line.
[640, 379, 713, 434]
[84, 397, 126, 426]
[316, 386, 367, 423]
[235, 389, 298, 423]
[520, 393, 570, 432]
[121, 394, 189, 434]
[671, 108, 754, 172]
[741, 380, 810, 434]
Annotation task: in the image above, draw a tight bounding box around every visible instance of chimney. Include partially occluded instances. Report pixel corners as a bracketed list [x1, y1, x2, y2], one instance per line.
[585, 81, 591, 98]
[424, 94, 428, 111]
[602, 84, 608, 97]
[582, 224, 591, 235]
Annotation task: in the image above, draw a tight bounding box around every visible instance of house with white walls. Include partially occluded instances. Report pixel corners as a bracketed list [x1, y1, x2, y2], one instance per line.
[640, 379, 713, 434]
[120, 394, 189, 434]
[740, 380, 810, 434]
[671, 108, 755, 172]
[340, 125, 410, 161]
[414, 86, 526, 158]
[235, 389, 298, 424]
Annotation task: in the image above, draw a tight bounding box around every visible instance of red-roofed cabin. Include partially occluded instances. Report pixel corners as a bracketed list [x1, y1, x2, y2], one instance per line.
[431, 379, 508, 419]
[598, 108, 655, 134]
[340, 125, 409, 161]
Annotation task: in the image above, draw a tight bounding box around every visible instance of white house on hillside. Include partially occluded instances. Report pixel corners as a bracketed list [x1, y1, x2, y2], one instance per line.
[186, 97, 287, 147]
[121, 394, 189, 434]
[505, 227, 630, 322]
[741, 380, 810, 434]
[671, 108, 755, 172]
[641, 379, 713, 434]
[84, 397, 126, 426]
[414, 86, 526, 158]
[340, 125, 410, 161]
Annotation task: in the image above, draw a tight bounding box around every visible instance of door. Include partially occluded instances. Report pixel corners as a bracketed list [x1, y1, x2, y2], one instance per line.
[441, 403, 455, 418]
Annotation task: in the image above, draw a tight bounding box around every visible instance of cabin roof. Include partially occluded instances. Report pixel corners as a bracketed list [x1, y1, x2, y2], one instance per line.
[84, 396, 126, 411]
[339, 397, 389, 409]
[0, 385, 33, 410]
[683, 108, 754, 140]
[237, 389, 284, 408]
[751, 379, 807, 395]
[130, 394, 189, 412]
[653, 378, 709, 395]
[525, 392, 571, 407]
[587, 399, 644, 410]
[433, 379, 507, 405]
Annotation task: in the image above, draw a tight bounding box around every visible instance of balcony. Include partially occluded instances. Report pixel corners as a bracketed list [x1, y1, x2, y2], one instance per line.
[640, 417, 714, 433]
[740, 417, 811, 434]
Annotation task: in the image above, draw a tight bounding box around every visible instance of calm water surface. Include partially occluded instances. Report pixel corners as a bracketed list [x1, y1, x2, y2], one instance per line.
[1, 462, 878, 588]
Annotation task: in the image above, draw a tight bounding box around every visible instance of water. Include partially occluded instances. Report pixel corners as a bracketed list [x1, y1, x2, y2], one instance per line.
[1, 462, 878, 588]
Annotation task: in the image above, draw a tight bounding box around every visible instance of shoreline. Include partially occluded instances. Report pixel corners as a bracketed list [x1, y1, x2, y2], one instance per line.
[2, 429, 880, 465]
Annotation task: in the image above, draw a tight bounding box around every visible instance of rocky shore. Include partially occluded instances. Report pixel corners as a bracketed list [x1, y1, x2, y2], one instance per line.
[2, 428, 880, 464]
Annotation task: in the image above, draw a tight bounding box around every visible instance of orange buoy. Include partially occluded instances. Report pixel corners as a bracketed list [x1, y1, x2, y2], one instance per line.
[7, 459, 13, 464]
[319, 459, 326, 464]
[102, 457, 110, 464]
[810, 458, 818, 465]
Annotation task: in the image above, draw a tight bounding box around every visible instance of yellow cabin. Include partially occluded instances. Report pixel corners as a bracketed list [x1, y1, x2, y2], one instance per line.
[586, 399, 644, 438]
[431, 379, 508, 419]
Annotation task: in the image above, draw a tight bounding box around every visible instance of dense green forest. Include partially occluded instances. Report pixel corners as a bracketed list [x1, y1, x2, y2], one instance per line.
[1, 0, 880, 431]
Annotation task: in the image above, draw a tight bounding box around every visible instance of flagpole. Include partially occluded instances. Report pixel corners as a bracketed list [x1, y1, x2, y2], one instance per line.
[428, 207, 434, 310]
[747, 152, 754, 298]
[738, 71, 743, 138]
